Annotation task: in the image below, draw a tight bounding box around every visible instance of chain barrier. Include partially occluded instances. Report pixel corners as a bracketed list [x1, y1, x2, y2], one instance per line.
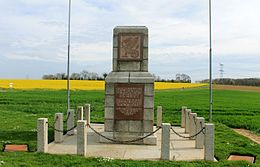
[46, 122, 63, 133]
[63, 111, 71, 123]
[170, 126, 205, 139]
[65, 125, 77, 133]
[200, 122, 205, 134]
[47, 121, 77, 134]
[87, 124, 161, 144]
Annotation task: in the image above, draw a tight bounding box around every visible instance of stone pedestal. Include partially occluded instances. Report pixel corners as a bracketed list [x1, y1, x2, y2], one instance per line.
[54, 113, 63, 143]
[37, 118, 48, 153]
[101, 26, 156, 145]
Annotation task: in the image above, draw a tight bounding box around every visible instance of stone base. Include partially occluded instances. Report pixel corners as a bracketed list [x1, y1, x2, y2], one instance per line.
[99, 132, 157, 145]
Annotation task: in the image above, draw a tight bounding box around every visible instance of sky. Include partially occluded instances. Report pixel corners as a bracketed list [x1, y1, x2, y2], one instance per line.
[0, 0, 259, 82]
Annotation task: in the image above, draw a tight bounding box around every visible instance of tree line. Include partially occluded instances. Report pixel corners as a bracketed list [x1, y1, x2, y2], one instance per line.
[42, 70, 107, 80]
[153, 73, 191, 83]
[43, 71, 192, 83]
[200, 78, 260, 86]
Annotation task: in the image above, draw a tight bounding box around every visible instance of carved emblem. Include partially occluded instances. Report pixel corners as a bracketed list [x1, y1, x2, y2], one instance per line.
[119, 34, 142, 60]
[115, 84, 144, 120]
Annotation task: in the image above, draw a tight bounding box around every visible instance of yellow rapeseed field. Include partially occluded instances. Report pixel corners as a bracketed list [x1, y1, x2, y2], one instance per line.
[0, 79, 206, 90]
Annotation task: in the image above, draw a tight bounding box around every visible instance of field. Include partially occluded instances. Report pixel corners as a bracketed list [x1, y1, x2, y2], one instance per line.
[0, 86, 259, 166]
[0, 79, 206, 90]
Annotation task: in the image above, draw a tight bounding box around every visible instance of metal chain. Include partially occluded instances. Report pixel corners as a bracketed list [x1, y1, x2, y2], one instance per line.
[54, 116, 58, 124]
[47, 122, 63, 133]
[65, 125, 77, 133]
[47, 121, 76, 133]
[200, 122, 205, 134]
[63, 111, 71, 123]
[87, 124, 161, 144]
[170, 126, 205, 139]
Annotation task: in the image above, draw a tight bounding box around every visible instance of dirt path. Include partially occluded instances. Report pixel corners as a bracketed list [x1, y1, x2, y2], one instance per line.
[214, 85, 260, 92]
[233, 129, 260, 144]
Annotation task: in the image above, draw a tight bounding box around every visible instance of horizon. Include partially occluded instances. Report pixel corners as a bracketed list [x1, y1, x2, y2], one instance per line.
[0, 0, 260, 81]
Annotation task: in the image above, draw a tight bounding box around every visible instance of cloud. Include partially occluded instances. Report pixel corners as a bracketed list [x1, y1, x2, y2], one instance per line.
[0, 0, 259, 80]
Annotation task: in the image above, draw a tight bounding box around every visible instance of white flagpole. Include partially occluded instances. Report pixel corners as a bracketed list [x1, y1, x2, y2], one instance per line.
[67, 0, 71, 114]
[209, 0, 213, 122]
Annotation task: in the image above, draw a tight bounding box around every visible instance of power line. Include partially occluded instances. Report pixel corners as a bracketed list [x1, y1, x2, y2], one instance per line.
[219, 63, 224, 79]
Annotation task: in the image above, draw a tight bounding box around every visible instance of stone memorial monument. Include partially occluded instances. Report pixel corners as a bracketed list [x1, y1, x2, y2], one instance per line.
[100, 26, 156, 145]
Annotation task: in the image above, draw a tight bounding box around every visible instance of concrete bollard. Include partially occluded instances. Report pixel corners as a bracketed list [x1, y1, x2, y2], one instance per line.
[185, 109, 191, 133]
[157, 106, 162, 127]
[37, 118, 48, 153]
[54, 113, 63, 143]
[181, 106, 187, 128]
[77, 120, 87, 156]
[67, 109, 75, 135]
[84, 104, 91, 125]
[77, 106, 84, 120]
[195, 117, 205, 149]
[189, 113, 197, 140]
[204, 123, 215, 161]
[161, 123, 171, 160]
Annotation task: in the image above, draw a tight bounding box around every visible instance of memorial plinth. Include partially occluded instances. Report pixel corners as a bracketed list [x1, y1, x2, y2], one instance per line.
[101, 26, 156, 145]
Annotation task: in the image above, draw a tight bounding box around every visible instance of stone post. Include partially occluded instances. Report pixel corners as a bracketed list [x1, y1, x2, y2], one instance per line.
[181, 106, 187, 128]
[37, 118, 48, 153]
[157, 106, 162, 127]
[204, 123, 214, 161]
[185, 109, 191, 133]
[77, 106, 83, 120]
[84, 104, 91, 125]
[67, 109, 75, 135]
[189, 113, 197, 139]
[54, 113, 63, 143]
[77, 120, 87, 156]
[195, 117, 205, 149]
[161, 123, 171, 160]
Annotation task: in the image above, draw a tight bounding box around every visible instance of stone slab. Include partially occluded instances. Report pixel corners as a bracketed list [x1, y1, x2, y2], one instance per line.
[228, 155, 255, 164]
[114, 26, 148, 35]
[118, 34, 142, 61]
[105, 72, 130, 83]
[114, 84, 144, 120]
[48, 124, 206, 161]
[4, 145, 28, 152]
[119, 62, 141, 71]
[129, 72, 154, 83]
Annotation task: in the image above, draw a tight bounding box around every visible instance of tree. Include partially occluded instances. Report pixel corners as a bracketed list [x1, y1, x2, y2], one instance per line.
[80, 70, 89, 80]
[103, 73, 108, 79]
[176, 73, 191, 83]
[70, 73, 81, 80]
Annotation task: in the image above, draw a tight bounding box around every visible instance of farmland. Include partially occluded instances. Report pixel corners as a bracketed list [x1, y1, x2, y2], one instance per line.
[0, 86, 259, 166]
[0, 79, 206, 90]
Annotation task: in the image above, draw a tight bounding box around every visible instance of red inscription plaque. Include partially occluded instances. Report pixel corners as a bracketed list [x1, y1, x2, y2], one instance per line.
[118, 34, 143, 60]
[115, 84, 144, 120]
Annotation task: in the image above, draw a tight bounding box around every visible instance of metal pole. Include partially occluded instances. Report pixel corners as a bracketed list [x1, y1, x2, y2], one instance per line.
[67, 0, 71, 114]
[209, 0, 213, 122]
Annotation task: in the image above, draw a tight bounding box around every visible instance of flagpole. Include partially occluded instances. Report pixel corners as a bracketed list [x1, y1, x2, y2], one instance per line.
[67, 0, 71, 114]
[209, 0, 213, 122]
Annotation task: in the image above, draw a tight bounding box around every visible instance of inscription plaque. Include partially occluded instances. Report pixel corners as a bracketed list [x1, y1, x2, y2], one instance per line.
[118, 34, 142, 60]
[115, 84, 144, 120]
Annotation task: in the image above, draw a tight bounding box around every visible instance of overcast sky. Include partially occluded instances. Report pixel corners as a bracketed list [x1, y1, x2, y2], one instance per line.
[0, 0, 259, 81]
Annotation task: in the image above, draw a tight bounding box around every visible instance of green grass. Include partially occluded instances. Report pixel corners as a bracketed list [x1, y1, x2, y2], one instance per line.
[0, 88, 259, 166]
[0, 152, 250, 167]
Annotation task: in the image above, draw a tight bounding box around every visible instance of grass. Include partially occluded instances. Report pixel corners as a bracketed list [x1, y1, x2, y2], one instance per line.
[0, 88, 259, 166]
[0, 152, 251, 167]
